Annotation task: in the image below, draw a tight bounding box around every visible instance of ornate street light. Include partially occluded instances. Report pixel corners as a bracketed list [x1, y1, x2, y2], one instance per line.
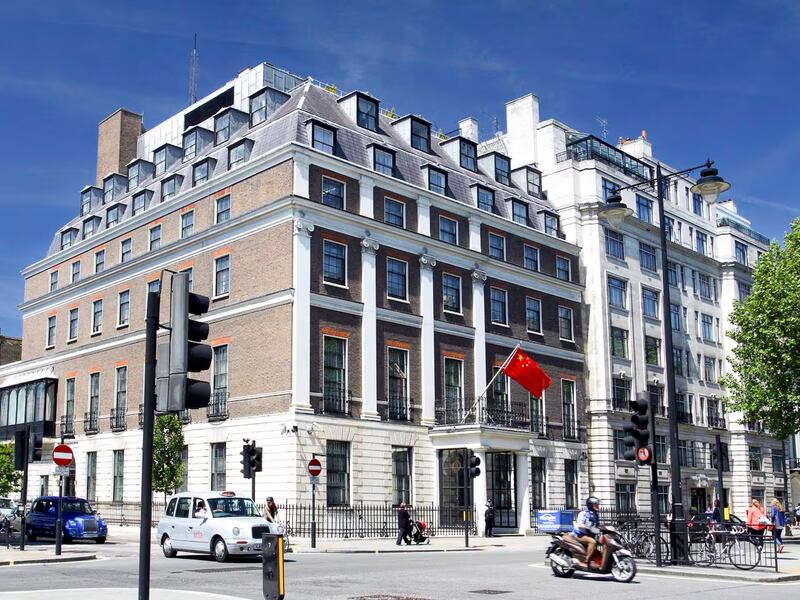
[598, 192, 633, 226]
[690, 166, 731, 205]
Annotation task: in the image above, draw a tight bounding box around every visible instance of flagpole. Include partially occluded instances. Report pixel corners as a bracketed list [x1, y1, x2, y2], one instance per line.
[464, 342, 522, 422]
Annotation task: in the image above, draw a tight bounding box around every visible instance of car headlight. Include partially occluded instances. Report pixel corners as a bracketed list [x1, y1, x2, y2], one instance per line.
[66, 519, 78, 530]
[232, 527, 240, 536]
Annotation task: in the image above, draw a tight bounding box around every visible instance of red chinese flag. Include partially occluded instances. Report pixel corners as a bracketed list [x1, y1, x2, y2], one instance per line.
[502, 347, 553, 398]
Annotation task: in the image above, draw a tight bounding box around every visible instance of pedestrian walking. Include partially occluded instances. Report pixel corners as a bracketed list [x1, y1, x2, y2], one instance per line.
[770, 498, 786, 553]
[746, 498, 769, 548]
[484, 500, 495, 538]
[396, 502, 411, 546]
[711, 499, 722, 524]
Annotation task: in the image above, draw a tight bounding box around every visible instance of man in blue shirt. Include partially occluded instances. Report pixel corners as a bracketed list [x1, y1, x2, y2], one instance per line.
[572, 496, 601, 567]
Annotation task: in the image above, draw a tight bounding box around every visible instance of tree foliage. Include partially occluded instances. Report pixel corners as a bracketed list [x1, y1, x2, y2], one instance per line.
[0, 442, 22, 497]
[720, 218, 800, 439]
[152, 414, 185, 502]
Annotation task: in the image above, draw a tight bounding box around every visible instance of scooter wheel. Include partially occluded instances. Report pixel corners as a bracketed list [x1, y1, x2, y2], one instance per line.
[610, 556, 637, 583]
[549, 548, 575, 578]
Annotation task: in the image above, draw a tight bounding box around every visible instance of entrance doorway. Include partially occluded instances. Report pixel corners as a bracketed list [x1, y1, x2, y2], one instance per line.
[486, 452, 516, 528]
[690, 488, 709, 514]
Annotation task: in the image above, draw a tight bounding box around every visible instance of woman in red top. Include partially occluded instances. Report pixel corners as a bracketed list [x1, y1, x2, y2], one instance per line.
[746, 498, 768, 546]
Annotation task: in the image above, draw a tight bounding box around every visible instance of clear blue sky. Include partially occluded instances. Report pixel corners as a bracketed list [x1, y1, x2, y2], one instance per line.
[0, 0, 797, 338]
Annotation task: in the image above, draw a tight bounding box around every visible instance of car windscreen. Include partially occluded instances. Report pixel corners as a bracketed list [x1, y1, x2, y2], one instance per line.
[206, 497, 259, 518]
[62, 500, 94, 515]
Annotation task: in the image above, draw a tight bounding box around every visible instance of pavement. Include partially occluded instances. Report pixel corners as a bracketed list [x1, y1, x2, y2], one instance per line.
[0, 590, 248, 600]
[0, 542, 96, 567]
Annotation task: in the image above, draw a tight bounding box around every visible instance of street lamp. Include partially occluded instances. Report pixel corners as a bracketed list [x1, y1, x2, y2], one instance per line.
[599, 159, 730, 565]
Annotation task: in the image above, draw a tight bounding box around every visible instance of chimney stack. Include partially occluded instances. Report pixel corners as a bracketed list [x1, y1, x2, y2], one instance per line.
[96, 108, 144, 186]
[505, 93, 540, 168]
[458, 117, 479, 142]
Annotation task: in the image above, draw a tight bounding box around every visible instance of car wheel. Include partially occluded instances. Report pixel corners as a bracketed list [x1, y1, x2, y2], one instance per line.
[161, 535, 177, 557]
[95, 537, 106, 544]
[26, 528, 37, 542]
[212, 537, 229, 562]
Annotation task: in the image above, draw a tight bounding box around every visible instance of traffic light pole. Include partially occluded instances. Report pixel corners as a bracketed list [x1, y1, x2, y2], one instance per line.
[19, 429, 29, 551]
[463, 448, 469, 549]
[648, 393, 662, 568]
[715, 434, 725, 515]
[251, 440, 256, 503]
[138, 291, 160, 600]
[55, 432, 65, 556]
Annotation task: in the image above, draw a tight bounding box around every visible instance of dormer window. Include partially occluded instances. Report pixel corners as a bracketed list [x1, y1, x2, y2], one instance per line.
[193, 161, 209, 186]
[183, 130, 198, 160]
[162, 177, 177, 200]
[132, 192, 147, 215]
[215, 113, 231, 145]
[82, 218, 97, 238]
[527, 169, 541, 197]
[80, 191, 92, 216]
[459, 139, 477, 171]
[312, 123, 335, 154]
[229, 142, 246, 168]
[154, 147, 167, 176]
[103, 178, 115, 204]
[428, 168, 447, 195]
[60, 229, 77, 250]
[477, 186, 494, 212]
[544, 213, 560, 236]
[495, 155, 511, 186]
[107, 205, 122, 227]
[357, 96, 378, 131]
[250, 90, 268, 127]
[373, 147, 395, 177]
[128, 163, 141, 189]
[512, 200, 529, 226]
[411, 119, 430, 152]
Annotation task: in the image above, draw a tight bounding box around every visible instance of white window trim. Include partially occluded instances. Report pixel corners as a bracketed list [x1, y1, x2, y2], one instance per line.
[117, 290, 130, 328]
[214, 195, 231, 225]
[561, 378, 577, 435]
[556, 254, 572, 281]
[115, 366, 127, 411]
[441, 272, 463, 315]
[443, 356, 465, 411]
[71, 261, 81, 283]
[312, 123, 336, 154]
[321, 175, 347, 209]
[386, 257, 409, 302]
[490, 286, 509, 327]
[211, 343, 230, 393]
[149, 225, 162, 251]
[322, 334, 349, 394]
[94, 250, 105, 274]
[384, 197, 406, 228]
[180, 211, 194, 239]
[91, 299, 103, 336]
[525, 296, 543, 335]
[438, 215, 459, 245]
[45, 315, 56, 349]
[67, 308, 79, 343]
[322, 239, 349, 289]
[488, 232, 506, 261]
[385, 346, 410, 400]
[120, 238, 132, 263]
[558, 305, 574, 341]
[523, 244, 540, 272]
[213, 255, 231, 299]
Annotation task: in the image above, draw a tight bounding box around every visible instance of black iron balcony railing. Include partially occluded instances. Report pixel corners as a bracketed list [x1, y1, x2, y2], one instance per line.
[110, 407, 127, 432]
[562, 421, 579, 441]
[708, 415, 727, 430]
[60, 414, 75, 438]
[138, 404, 144, 429]
[84, 410, 99, 434]
[387, 394, 410, 422]
[556, 134, 654, 182]
[435, 404, 476, 426]
[178, 409, 192, 425]
[531, 415, 549, 438]
[481, 404, 530, 430]
[717, 218, 770, 245]
[207, 389, 229, 421]
[320, 386, 351, 416]
[677, 410, 694, 425]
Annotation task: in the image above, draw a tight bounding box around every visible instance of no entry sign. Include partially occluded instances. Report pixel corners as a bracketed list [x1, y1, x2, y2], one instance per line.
[52, 444, 74, 467]
[308, 458, 322, 477]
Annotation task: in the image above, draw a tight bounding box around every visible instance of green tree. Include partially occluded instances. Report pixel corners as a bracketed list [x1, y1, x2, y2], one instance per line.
[0, 442, 22, 497]
[152, 414, 185, 502]
[720, 217, 800, 439]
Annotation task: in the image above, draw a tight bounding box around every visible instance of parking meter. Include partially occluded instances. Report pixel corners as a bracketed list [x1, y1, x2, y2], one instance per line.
[262, 533, 285, 600]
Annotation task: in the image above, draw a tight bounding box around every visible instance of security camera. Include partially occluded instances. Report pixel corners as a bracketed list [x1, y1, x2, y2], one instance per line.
[307, 422, 323, 435]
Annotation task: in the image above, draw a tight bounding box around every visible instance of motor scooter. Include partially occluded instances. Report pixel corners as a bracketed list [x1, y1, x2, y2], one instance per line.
[545, 525, 637, 583]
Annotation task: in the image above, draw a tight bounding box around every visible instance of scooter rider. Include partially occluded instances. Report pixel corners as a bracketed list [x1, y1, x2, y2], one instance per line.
[572, 496, 601, 567]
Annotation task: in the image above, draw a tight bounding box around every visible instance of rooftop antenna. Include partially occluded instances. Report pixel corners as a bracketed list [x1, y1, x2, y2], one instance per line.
[188, 34, 199, 106]
[595, 116, 608, 140]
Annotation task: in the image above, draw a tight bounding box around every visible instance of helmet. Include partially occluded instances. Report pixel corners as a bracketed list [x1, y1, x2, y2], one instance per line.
[586, 496, 600, 510]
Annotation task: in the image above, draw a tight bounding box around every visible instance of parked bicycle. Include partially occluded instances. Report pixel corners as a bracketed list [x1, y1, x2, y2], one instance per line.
[689, 525, 762, 570]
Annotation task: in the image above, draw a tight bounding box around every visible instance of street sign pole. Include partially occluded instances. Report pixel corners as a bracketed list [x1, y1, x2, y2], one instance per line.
[138, 291, 160, 600]
[308, 456, 321, 549]
[648, 392, 662, 568]
[55, 435, 65, 556]
[19, 428, 29, 552]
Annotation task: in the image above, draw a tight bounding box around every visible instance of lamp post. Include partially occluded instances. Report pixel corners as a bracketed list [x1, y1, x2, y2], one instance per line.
[600, 160, 730, 564]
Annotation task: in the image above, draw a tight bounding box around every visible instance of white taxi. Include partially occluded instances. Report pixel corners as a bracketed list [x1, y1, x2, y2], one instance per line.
[156, 491, 281, 562]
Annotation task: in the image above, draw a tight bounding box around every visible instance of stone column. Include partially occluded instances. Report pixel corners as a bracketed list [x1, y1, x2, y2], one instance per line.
[471, 269, 487, 404]
[516, 452, 531, 534]
[417, 195, 431, 237]
[293, 153, 310, 198]
[360, 238, 380, 420]
[468, 214, 482, 252]
[419, 254, 437, 426]
[291, 218, 314, 412]
[359, 175, 375, 218]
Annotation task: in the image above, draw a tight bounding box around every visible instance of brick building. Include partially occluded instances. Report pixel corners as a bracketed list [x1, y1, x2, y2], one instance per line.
[0, 63, 588, 532]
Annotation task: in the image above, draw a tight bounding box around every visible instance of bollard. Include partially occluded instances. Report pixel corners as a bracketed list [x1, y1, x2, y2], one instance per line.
[262, 533, 285, 600]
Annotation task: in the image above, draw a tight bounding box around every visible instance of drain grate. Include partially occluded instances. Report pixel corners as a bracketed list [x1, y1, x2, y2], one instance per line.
[469, 592, 512, 596]
[191, 566, 261, 574]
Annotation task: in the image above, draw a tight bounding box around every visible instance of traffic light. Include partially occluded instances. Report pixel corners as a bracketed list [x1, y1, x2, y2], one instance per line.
[241, 442, 256, 479]
[13, 431, 26, 470]
[253, 447, 263, 473]
[623, 397, 651, 464]
[468, 452, 481, 478]
[29, 434, 43, 463]
[166, 272, 212, 411]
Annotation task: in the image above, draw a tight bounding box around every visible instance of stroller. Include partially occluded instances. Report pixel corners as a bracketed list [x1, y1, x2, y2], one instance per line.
[408, 519, 431, 544]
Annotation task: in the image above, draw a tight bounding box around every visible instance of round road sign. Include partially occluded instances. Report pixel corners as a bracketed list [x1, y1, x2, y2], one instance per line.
[636, 446, 651, 463]
[308, 458, 322, 476]
[52, 444, 74, 467]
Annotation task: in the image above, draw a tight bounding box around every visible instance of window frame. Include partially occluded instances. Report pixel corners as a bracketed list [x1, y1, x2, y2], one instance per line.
[544, 213, 560, 237]
[410, 118, 430, 152]
[120, 238, 132, 263]
[91, 299, 103, 334]
[386, 257, 408, 301]
[526, 169, 542, 197]
[183, 129, 197, 160]
[441, 272, 462, 314]
[373, 147, 395, 177]
[326, 440, 351, 506]
[215, 195, 231, 224]
[558, 306, 574, 341]
[523, 245, 540, 271]
[132, 192, 146, 216]
[459, 139, 477, 171]
[321, 176, 345, 210]
[495, 155, 511, 185]
[228, 141, 246, 169]
[180, 211, 194, 239]
[610, 326, 628, 359]
[645, 335, 661, 366]
[46, 315, 56, 348]
[214, 112, 231, 145]
[322, 240, 348, 288]
[192, 161, 209, 186]
[94, 249, 105, 274]
[162, 176, 177, 200]
[311, 123, 335, 154]
[428, 168, 447, 195]
[526, 296, 542, 334]
[511, 200, 528, 225]
[356, 96, 378, 131]
[605, 228, 625, 259]
[607, 276, 627, 309]
[149, 225, 161, 251]
[117, 290, 130, 327]
[490, 287, 508, 326]
[153, 147, 167, 176]
[383, 197, 405, 228]
[636, 194, 653, 223]
[476, 186, 494, 212]
[555, 256, 571, 281]
[438, 216, 458, 245]
[214, 254, 231, 298]
[488, 232, 506, 261]
[67, 307, 79, 342]
[639, 241, 657, 272]
[642, 287, 660, 319]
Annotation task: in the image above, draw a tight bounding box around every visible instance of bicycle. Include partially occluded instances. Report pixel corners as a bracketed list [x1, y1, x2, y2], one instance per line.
[689, 525, 761, 570]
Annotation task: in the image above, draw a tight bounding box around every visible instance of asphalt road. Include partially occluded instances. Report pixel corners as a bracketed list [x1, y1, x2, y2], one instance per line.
[1, 539, 799, 599]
